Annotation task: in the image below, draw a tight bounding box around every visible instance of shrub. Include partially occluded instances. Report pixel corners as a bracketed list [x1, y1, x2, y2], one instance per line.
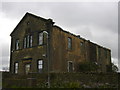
[111, 63, 118, 72]
[78, 62, 99, 72]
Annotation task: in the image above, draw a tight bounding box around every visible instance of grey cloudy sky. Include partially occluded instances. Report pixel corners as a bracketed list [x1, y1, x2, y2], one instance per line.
[0, 1, 119, 70]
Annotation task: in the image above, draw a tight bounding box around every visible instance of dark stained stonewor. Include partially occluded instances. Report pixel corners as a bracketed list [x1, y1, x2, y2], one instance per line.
[9, 12, 112, 74]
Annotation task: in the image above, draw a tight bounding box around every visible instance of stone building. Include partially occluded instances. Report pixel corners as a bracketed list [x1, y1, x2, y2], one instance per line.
[10, 12, 111, 74]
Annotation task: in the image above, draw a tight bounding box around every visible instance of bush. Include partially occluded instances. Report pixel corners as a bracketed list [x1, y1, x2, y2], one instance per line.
[111, 63, 118, 72]
[63, 82, 81, 88]
[78, 62, 99, 72]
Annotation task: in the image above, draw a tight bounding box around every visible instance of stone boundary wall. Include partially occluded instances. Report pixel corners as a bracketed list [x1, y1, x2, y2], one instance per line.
[2, 72, 119, 88]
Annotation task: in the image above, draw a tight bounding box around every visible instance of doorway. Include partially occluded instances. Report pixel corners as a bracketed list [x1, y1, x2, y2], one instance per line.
[25, 64, 31, 74]
[68, 61, 74, 72]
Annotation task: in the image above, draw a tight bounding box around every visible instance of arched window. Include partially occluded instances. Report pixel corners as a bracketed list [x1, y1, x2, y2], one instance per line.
[38, 32, 43, 45]
[16, 40, 19, 50]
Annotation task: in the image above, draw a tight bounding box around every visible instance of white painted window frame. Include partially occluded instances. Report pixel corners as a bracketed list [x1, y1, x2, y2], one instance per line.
[38, 60, 43, 71]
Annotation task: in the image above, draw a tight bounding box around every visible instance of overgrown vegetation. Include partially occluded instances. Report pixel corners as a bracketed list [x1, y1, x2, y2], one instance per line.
[78, 62, 99, 72]
[2, 72, 118, 88]
[111, 63, 118, 72]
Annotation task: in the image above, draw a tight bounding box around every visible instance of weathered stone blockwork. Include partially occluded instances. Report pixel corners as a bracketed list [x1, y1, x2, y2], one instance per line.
[10, 12, 111, 74]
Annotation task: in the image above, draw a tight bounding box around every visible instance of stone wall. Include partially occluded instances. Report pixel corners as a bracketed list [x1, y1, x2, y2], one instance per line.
[2, 72, 118, 88]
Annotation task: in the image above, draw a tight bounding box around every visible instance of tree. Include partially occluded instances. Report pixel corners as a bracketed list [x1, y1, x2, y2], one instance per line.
[111, 63, 118, 72]
[2, 67, 9, 72]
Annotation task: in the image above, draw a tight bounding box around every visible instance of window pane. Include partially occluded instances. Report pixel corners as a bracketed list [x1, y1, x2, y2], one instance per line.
[16, 40, 19, 50]
[38, 60, 43, 64]
[27, 35, 29, 48]
[38, 65, 42, 69]
[39, 33, 43, 45]
[30, 35, 32, 47]
[16, 63, 18, 67]
[15, 62, 18, 74]
[38, 60, 43, 70]
[68, 38, 72, 49]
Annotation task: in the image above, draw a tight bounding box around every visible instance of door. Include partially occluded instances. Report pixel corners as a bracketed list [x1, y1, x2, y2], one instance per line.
[68, 61, 73, 72]
[25, 64, 31, 74]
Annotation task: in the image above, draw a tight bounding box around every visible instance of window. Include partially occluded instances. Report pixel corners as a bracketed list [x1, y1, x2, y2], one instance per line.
[68, 37, 72, 50]
[14, 62, 18, 74]
[80, 42, 83, 46]
[27, 35, 30, 48]
[38, 32, 43, 45]
[24, 35, 32, 48]
[30, 35, 32, 47]
[38, 60, 43, 72]
[80, 42, 85, 53]
[24, 37, 26, 48]
[16, 40, 19, 50]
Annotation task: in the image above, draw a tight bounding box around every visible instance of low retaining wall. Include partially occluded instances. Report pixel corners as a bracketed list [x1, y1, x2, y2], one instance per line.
[2, 72, 119, 88]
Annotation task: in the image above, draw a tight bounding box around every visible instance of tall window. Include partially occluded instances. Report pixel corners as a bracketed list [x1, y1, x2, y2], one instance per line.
[68, 37, 72, 50]
[14, 62, 18, 74]
[24, 37, 26, 48]
[38, 60, 43, 72]
[80, 42, 84, 52]
[38, 32, 43, 45]
[30, 35, 32, 47]
[24, 35, 32, 48]
[27, 35, 30, 48]
[16, 40, 19, 50]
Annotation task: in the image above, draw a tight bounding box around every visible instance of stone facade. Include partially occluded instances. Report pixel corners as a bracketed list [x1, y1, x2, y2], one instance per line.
[10, 12, 111, 74]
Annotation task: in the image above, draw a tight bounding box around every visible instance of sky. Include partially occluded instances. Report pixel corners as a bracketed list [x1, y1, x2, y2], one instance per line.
[0, 0, 119, 71]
